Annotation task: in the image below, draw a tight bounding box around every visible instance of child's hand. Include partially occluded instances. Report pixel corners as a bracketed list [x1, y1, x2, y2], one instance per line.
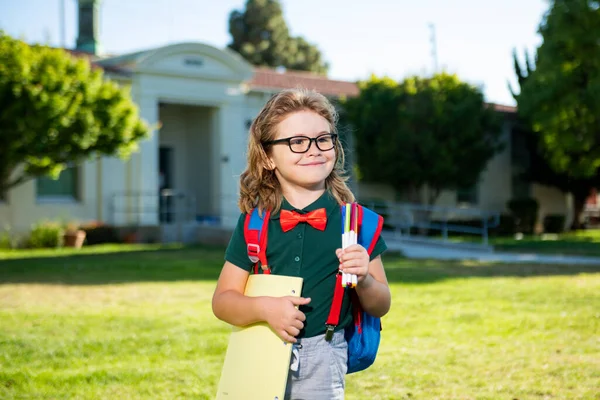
[264, 296, 311, 343]
[336, 244, 370, 284]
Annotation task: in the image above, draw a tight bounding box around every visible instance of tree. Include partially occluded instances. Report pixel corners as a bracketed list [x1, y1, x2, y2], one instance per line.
[342, 73, 503, 205]
[515, 0, 600, 228]
[0, 32, 149, 196]
[286, 36, 329, 75]
[228, 0, 328, 74]
[511, 49, 600, 229]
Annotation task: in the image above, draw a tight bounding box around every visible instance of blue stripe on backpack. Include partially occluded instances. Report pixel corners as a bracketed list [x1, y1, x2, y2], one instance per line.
[346, 205, 384, 374]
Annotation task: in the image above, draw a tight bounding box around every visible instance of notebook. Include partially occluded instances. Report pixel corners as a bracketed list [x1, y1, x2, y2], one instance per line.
[216, 274, 304, 400]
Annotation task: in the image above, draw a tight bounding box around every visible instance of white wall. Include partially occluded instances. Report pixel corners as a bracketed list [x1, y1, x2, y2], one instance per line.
[532, 184, 571, 231]
[477, 119, 514, 212]
[0, 160, 100, 234]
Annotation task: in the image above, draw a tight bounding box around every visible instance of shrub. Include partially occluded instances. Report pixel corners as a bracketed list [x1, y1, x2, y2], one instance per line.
[543, 214, 566, 234]
[490, 214, 517, 236]
[27, 221, 64, 248]
[81, 223, 121, 245]
[507, 198, 539, 234]
[0, 225, 17, 249]
[0, 232, 12, 249]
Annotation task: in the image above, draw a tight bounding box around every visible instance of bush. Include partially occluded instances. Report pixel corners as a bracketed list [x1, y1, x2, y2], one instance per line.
[490, 214, 517, 236]
[27, 221, 64, 249]
[81, 222, 121, 245]
[0, 232, 12, 249]
[0, 225, 17, 249]
[507, 198, 539, 234]
[543, 214, 566, 234]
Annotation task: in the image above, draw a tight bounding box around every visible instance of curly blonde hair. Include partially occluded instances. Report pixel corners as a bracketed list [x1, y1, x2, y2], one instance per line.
[238, 88, 355, 214]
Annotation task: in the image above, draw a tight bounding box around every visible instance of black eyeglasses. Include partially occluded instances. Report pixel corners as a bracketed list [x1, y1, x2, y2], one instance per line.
[264, 133, 338, 154]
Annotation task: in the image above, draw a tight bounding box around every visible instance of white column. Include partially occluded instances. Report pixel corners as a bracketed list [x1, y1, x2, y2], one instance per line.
[137, 96, 160, 226]
[217, 103, 246, 228]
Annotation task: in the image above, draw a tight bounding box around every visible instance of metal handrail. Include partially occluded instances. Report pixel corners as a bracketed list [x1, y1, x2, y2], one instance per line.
[108, 192, 501, 245]
[109, 190, 197, 225]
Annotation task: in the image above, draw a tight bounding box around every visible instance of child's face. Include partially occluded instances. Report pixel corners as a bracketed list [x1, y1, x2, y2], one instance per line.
[267, 110, 336, 192]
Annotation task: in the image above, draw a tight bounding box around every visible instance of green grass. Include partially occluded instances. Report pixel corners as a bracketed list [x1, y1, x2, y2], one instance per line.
[1, 245, 599, 399]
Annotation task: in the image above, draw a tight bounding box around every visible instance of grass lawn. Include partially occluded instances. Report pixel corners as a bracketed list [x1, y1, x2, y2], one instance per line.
[1, 245, 599, 399]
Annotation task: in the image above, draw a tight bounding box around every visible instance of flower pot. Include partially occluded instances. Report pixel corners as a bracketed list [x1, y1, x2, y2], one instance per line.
[123, 232, 138, 244]
[64, 230, 86, 248]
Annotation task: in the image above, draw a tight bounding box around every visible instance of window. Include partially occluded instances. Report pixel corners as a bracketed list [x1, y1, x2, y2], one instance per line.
[457, 183, 479, 205]
[37, 166, 79, 201]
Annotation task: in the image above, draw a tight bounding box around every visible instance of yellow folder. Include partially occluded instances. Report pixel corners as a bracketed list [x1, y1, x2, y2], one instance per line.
[216, 274, 304, 400]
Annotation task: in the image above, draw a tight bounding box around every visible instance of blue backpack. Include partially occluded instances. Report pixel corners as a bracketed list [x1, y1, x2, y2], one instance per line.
[243, 203, 384, 374]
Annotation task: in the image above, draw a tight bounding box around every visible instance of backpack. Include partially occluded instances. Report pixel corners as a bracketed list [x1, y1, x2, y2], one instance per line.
[243, 203, 384, 374]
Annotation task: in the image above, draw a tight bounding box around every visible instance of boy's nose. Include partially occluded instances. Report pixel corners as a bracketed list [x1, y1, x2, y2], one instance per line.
[306, 140, 322, 155]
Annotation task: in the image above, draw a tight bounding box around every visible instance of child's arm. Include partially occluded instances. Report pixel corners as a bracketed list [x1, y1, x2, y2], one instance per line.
[354, 256, 391, 317]
[212, 261, 311, 343]
[337, 247, 391, 317]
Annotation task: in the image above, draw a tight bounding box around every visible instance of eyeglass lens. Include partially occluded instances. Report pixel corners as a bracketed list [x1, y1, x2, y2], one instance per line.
[289, 135, 335, 153]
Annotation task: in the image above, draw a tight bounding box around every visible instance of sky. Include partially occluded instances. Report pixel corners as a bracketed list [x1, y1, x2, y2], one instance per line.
[0, 0, 549, 106]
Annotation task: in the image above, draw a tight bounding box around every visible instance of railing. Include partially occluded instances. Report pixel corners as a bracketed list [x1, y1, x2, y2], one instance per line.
[359, 200, 500, 245]
[108, 192, 501, 245]
[108, 191, 242, 227]
[109, 190, 197, 225]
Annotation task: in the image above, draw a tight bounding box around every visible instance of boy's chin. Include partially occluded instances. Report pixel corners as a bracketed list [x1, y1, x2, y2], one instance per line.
[296, 179, 328, 191]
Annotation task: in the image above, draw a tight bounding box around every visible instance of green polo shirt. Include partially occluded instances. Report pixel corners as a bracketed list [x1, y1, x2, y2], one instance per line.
[225, 191, 387, 339]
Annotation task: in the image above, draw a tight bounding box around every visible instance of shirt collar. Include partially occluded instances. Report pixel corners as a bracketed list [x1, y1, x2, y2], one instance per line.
[271, 190, 339, 220]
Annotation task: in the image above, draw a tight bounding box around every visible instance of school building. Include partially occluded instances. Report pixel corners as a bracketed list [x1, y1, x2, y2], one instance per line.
[0, 0, 589, 241]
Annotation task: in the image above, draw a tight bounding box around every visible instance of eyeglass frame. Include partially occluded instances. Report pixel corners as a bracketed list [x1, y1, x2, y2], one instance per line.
[263, 133, 338, 154]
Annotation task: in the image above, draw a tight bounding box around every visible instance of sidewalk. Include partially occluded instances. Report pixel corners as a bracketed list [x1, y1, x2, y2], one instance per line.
[383, 235, 600, 265]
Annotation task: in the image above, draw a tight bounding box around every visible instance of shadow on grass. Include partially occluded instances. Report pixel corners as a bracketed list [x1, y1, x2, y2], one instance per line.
[0, 244, 227, 285]
[1, 245, 599, 286]
[384, 252, 600, 284]
[446, 230, 600, 257]
[493, 240, 600, 257]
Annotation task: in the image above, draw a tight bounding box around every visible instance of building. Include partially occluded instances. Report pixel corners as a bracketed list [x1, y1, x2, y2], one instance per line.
[0, 0, 586, 241]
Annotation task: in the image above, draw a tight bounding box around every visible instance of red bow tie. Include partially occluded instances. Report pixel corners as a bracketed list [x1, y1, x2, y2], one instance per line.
[280, 208, 327, 232]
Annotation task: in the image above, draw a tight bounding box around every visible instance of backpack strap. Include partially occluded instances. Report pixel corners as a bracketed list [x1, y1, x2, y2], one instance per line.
[325, 203, 384, 340]
[243, 208, 271, 274]
[357, 205, 384, 255]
